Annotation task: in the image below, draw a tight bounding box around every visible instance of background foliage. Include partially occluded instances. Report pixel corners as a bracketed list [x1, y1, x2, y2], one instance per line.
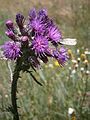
[0, 0, 90, 120]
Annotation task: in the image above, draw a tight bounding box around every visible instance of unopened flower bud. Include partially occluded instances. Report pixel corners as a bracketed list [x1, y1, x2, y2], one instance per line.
[77, 57, 80, 63]
[21, 36, 29, 47]
[75, 64, 78, 69]
[83, 59, 88, 68]
[81, 54, 86, 61]
[22, 36, 29, 42]
[84, 59, 88, 64]
[86, 70, 90, 75]
[16, 13, 24, 28]
[5, 30, 15, 40]
[6, 20, 13, 29]
[68, 49, 73, 59]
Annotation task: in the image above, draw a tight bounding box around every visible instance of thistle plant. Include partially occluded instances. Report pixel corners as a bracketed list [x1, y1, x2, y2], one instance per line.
[1, 8, 68, 120]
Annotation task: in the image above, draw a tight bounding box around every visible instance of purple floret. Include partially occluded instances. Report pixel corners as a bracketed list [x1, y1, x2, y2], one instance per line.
[32, 34, 49, 56]
[29, 8, 37, 20]
[29, 8, 48, 34]
[38, 9, 47, 20]
[47, 25, 62, 43]
[53, 47, 68, 65]
[30, 19, 45, 33]
[2, 41, 21, 60]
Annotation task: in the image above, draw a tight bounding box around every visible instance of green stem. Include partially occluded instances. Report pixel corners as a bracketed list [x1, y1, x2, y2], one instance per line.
[80, 75, 88, 119]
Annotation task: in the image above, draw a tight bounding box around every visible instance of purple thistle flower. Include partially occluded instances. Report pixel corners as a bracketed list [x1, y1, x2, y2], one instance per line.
[32, 34, 49, 56]
[47, 25, 62, 43]
[30, 19, 45, 33]
[53, 47, 68, 65]
[2, 8, 69, 66]
[45, 48, 54, 57]
[29, 8, 48, 34]
[29, 8, 47, 20]
[2, 41, 21, 60]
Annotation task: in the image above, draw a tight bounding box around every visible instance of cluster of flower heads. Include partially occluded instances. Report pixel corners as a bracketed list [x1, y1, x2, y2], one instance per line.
[2, 8, 68, 68]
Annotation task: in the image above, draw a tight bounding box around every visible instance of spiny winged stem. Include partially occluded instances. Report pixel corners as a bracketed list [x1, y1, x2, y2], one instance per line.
[11, 58, 22, 120]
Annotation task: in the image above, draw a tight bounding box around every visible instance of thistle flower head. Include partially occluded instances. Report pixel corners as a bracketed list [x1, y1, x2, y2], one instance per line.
[30, 19, 45, 33]
[53, 47, 68, 65]
[2, 41, 20, 60]
[32, 34, 48, 56]
[47, 25, 62, 44]
[29, 8, 48, 34]
[2, 8, 68, 68]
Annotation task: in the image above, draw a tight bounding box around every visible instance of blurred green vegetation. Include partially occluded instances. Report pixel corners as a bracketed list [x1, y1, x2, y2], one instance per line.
[0, 50, 90, 120]
[0, 0, 90, 120]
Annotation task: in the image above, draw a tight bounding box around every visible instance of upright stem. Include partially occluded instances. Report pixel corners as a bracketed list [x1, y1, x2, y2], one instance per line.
[11, 58, 21, 120]
[79, 75, 88, 119]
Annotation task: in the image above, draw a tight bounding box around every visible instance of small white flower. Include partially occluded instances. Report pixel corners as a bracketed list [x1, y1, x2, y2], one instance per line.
[75, 64, 78, 68]
[72, 59, 77, 64]
[69, 67, 71, 70]
[80, 67, 84, 71]
[77, 49, 80, 54]
[68, 108, 75, 115]
[86, 70, 90, 75]
[72, 69, 76, 74]
[5, 94, 8, 98]
[77, 57, 81, 61]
